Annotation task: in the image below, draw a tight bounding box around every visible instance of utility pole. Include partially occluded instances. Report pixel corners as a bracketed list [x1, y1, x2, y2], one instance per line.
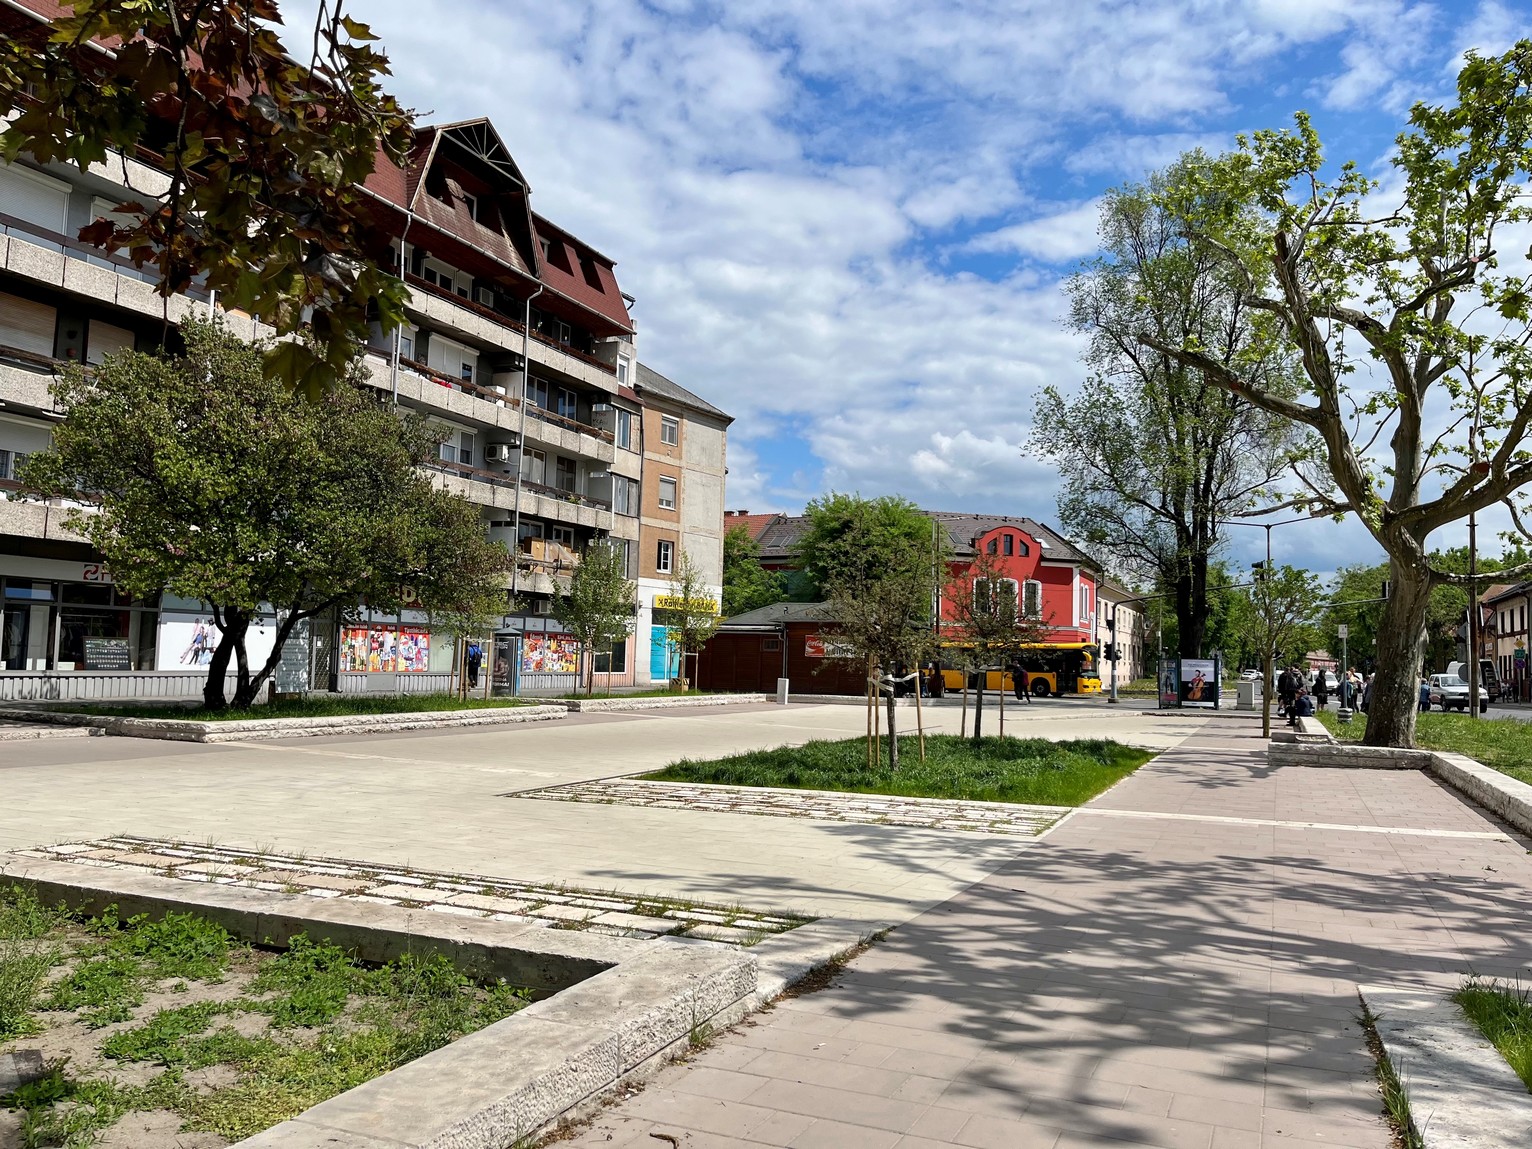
[1468, 509, 1481, 718]
[1108, 601, 1119, 705]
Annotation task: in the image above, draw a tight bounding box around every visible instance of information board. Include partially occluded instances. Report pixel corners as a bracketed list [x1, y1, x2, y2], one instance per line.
[82, 637, 131, 671]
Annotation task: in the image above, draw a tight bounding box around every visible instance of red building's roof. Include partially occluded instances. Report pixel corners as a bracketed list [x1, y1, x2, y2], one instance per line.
[724, 512, 782, 542]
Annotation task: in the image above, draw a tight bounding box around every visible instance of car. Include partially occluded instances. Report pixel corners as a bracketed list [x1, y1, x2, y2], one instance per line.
[1239, 669, 1262, 681]
[1429, 673, 1473, 711]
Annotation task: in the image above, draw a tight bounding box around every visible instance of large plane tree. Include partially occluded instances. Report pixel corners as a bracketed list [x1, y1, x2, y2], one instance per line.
[1139, 42, 1532, 747]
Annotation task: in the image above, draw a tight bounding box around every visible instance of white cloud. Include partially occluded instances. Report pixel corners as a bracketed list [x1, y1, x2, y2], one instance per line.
[282, 0, 1519, 574]
[969, 200, 1103, 264]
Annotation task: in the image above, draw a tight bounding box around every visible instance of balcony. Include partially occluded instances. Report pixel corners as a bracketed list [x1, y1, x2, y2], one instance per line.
[0, 208, 211, 307]
[401, 273, 618, 388]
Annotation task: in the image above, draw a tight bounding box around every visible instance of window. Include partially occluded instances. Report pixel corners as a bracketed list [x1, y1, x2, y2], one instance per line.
[554, 455, 577, 492]
[660, 415, 680, 446]
[520, 448, 545, 486]
[398, 330, 414, 360]
[986, 538, 997, 555]
[1023, 579, 1043, 619]
[556, 388, 578, 420]
[615, 409, 633, 450]
[614, 478, 639, 516]
[1080, 584, 1091, 621]
[422, 265, 453, 294]
[593, 640, 627, 674]
[460, 193, 477, 221]
[457, 431, 475, 466]
[0, 449, 27, 481]
[1017, 539, 1029, 556]
[616, 358, 630, 384]
[550, 525, 575, 548]
[973, 578, 1017, 616]
[1003, 534, 1014, 556]
[656, 540, 674, 574]
[556, 320, 572, 345]
[658, 476, 677, 509]
[525, 376, 549, 410]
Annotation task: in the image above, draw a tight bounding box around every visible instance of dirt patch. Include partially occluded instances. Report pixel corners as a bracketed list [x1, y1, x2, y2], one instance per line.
[95, 1108, 224, 1149]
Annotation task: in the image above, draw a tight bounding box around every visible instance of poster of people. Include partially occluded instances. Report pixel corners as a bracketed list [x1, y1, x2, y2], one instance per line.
[156, 613, 275, 672]
[1179, 658, 1219, 708]
[522, 633, 579, 673]
[338, 626, 432, 673]
[1159, 662, 1180, 708]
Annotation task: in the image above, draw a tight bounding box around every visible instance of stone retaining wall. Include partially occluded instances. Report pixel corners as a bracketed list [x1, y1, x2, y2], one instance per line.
[557, 694, 775, 713]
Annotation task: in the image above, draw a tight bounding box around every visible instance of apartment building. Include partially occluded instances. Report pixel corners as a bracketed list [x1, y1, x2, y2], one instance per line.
[0, 109, 660, 697]
[1094, 579, 1147, 689]
[632, 363, 731, 686]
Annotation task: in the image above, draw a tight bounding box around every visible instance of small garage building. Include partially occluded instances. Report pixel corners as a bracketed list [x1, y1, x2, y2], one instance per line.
[696, 602, 866, 696]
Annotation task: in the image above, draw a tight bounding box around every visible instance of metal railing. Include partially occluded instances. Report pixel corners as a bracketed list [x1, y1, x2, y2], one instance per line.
[0, 208, 212, 301]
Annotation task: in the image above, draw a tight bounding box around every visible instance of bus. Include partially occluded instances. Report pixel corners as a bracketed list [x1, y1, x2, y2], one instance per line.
[939, 642, 1103, 698]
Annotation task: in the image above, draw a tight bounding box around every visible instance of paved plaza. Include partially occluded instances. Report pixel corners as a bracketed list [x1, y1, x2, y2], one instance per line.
[0, 699, 1204, 924]
[560, 716, 1532, 1149]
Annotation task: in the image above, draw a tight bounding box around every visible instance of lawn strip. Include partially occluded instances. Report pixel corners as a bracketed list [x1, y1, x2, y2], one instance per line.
[644, 734, 1155, 807]
[1316, 710, 1532, 786]
[1453, 977, 1532, 1091]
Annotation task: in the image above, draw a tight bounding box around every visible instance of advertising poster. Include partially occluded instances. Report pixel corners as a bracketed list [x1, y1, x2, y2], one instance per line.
[522, 633, 579, 673]
[396, 628, 430, 673]
[1180, 658, 1218, 708]
[805, 634, 857, 659]
[339, 626, 370, 672]
[1159, 662, 1180, 708]
[368, 629, 399, 672]
[157, 613, 275, 672]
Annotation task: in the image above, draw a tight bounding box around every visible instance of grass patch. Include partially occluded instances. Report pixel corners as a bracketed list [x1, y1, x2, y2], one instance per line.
[59, 692, 532, 722]
[1316, 709, 1532, 785]
[0, 886, 532, 1146]
[646, 734, 1156, 806]
[1454, 976, 1532, 1091]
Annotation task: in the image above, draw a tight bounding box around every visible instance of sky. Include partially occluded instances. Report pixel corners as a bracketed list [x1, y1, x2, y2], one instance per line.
[306, 0, 1532, 579]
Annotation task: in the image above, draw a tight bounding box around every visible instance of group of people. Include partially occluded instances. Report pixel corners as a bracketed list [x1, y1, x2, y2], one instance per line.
[1277, 665, 1372, 726]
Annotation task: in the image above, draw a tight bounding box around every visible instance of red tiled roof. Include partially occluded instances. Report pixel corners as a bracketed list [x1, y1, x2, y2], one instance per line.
[724, 513, 781, 542]
[532, 214, 631, 331]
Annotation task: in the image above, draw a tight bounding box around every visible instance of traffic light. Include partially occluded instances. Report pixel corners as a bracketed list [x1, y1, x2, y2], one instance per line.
[1252, 561, 1267, 581]
[1104, 643, 1119, 662]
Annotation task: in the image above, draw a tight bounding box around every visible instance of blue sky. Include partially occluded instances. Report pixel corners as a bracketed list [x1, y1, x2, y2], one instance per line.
[310, 0, 1532, 579]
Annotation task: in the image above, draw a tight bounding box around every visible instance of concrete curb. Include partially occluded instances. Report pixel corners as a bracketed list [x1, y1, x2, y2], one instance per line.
[0, 858, 762, 1148]
[0, 703, 569, 742]
[1268, 741, 1431, 769]
[0, 722, 100, 740]
[1359, 983, 1532, 1147]
[747, 916, 893, 1003]
[554, 694, 775, 713]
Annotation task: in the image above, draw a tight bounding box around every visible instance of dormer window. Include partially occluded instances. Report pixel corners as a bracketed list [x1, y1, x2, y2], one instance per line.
[460, 193, 477, 221]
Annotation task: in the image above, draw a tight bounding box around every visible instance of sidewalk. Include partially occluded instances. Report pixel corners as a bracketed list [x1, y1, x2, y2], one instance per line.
[565, 715, 1532, 1148]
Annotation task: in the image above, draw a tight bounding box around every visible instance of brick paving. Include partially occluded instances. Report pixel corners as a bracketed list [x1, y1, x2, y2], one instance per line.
[561, 716, 1532, 1148]
[521, 779, 1068, 837]
[11, 837, 811, 945]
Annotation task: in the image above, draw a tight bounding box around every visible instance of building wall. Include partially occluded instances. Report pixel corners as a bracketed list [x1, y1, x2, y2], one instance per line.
[937, 525, 1097, 644]
[697, 624, 863, 695]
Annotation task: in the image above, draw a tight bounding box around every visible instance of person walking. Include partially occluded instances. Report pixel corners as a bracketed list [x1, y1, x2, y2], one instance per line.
[1277, 666, 1297, 718]
[1315, 670, 1329, 710]
[1419, 676, 1431, 712]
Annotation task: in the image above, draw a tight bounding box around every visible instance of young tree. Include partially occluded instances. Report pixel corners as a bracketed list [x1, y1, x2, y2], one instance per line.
[1230, 566, 1325, 737]
[551, 540, 636, 695]
[663, 551, 723, 690]
[20, 320, 510, 709]
[944, 547, 1051, 742]
[0, 0, 413, 393]
[1031, 159, 1305, 658]
[721, 524, 785, 618]
[1139, 43, 1532, 747]
[810, 495, 947, 769]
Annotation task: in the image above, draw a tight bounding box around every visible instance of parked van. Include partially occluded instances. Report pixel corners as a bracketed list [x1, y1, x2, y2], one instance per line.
[1446, 659, 1501, 702]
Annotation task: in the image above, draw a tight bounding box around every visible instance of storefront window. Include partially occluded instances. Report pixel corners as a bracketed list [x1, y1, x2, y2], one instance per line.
[2, 576, 162, 671]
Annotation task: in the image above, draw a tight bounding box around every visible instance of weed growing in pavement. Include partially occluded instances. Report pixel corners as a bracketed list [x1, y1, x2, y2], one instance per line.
[1453, 976, 1532, 1090]
[1356, 1000, 1424, 1149]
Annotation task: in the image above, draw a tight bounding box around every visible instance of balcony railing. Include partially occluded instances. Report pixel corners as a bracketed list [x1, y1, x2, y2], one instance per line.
[403, 272, 617, 375]
[423, 459, 613, 512]
[0, 209, 212, 302]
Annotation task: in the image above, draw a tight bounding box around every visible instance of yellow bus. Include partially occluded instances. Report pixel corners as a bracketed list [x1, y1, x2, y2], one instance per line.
[939, 642, 1103, 698]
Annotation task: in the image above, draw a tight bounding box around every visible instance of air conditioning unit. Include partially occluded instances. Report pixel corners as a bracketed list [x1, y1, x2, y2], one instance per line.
[485, 443, 517, 464]
[476, 286, 495, 308]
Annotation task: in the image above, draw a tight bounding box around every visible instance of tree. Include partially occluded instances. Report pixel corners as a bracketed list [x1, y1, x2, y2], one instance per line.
[19, 319, 510, 709]
[1229, 565, 1325, 737]
[796, 493, 939, 601]
[0, 0, 413, 393]
[551, 540, 635, 696]
[944, 547, 1051, 742]
[1032, 159, 1305, 659]
[810, 495, 947, 769]
[1140, 43, 1532, 747]
[721, 524, 785, 617]
[663, 551, 722, 689]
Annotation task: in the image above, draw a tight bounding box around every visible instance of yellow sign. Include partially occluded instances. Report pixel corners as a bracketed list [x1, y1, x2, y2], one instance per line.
[654, 595, 719, 615]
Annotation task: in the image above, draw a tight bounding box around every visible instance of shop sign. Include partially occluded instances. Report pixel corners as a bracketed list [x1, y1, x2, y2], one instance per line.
[82, 637, 130, 671]
[81, 563, 113, 583]
[653, 594, 718, 615]
[1517, 644, 1527, 669]
[804, 634, 856, 659]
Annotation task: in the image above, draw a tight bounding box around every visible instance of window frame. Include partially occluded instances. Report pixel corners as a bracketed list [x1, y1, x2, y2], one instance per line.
[657, 475, 677, 510]
[615, 408, 633, 450]
[660, 415, 680, 446]
[1023, 579, 1044, 620]
[656, 539, 674, 574]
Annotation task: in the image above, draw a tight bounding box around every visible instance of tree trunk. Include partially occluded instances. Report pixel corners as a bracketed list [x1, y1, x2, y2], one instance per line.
[1362, 561, 1434, 748]
[213, 610, 252, 709]
[233, 608, 307, 711]
[1175, 552, 1207, 658]
[202, 618, 237, 710]
[885, 684, 899, 770]
[972, 669, 985, 742]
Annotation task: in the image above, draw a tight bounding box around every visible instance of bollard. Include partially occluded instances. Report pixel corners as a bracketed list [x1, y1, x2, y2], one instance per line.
[776, 677, 789, 706]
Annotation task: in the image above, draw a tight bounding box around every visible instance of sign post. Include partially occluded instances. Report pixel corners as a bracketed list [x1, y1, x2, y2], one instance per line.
[1337, 624, 1352, 723]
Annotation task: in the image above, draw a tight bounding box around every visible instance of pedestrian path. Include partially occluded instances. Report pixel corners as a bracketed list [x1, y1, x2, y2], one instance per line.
[562, 716, 1532, 1148]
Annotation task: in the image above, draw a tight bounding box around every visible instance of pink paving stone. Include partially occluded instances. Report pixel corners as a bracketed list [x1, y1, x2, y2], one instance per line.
[559, 714, 1532, 1149]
